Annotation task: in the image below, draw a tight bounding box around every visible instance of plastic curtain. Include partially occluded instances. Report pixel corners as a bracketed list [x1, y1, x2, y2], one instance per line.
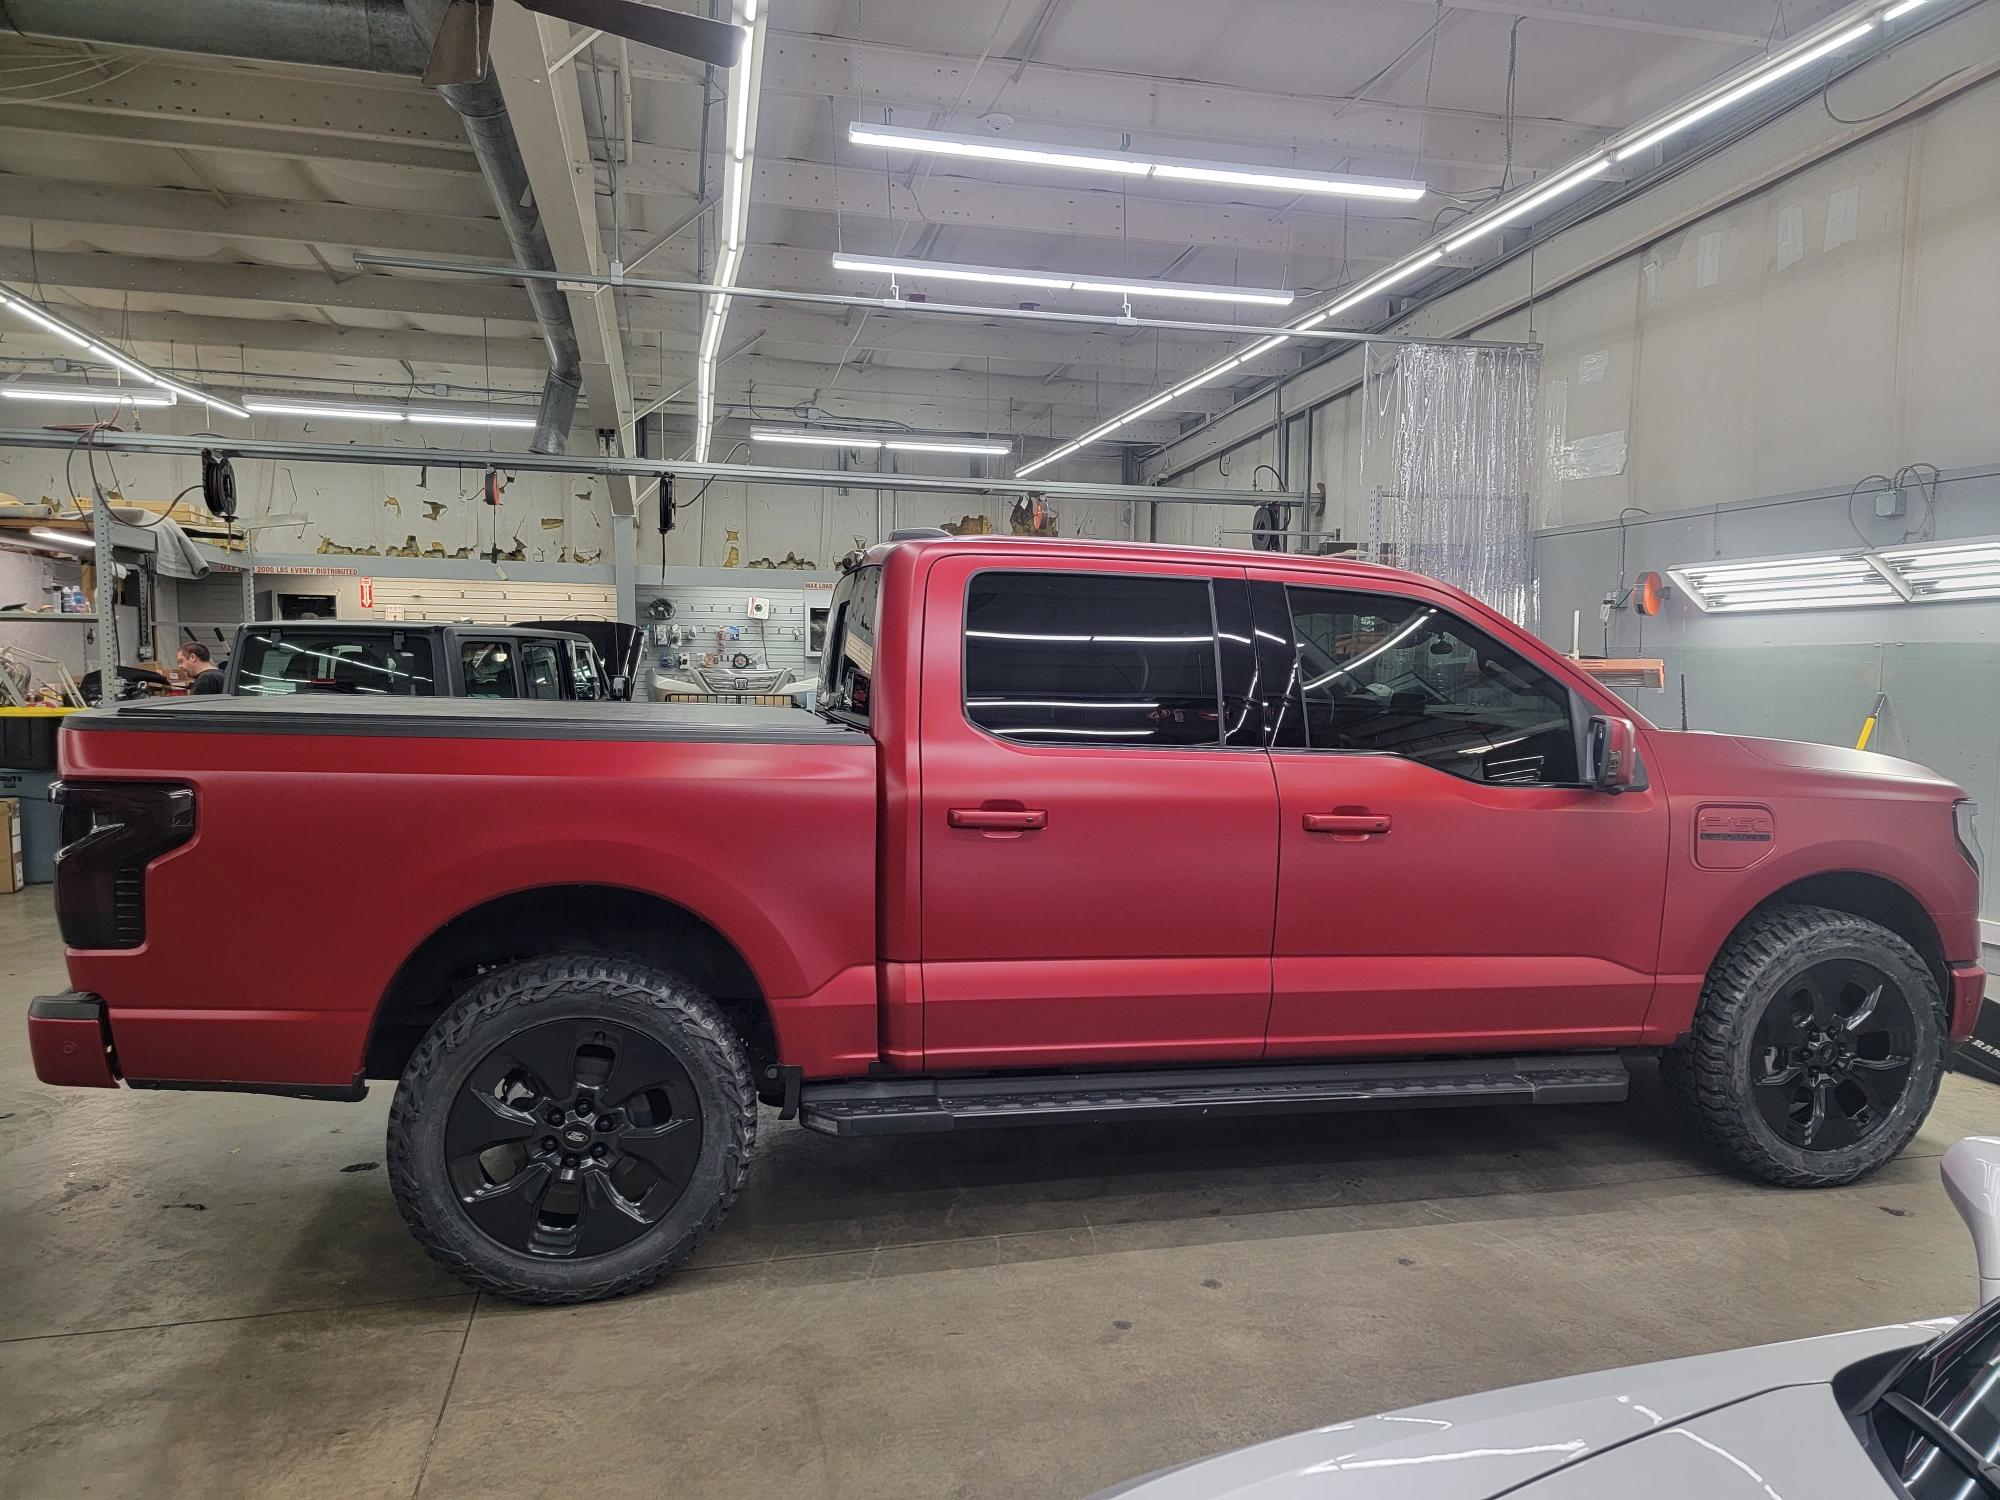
[1359, 341, 1542, 625]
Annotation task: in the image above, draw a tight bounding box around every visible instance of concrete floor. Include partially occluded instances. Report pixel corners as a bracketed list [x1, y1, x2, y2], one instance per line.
[2, 884, 1994, 1499]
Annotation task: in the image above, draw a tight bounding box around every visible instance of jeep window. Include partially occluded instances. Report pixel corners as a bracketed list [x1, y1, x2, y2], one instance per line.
[822, 564, 881, 728]
[460, 640, 518, 698]
[964, 571, 1222, 748]
[234, 630, 436, 697]
[1284, 587, 1577, 784]
[519, 639, 564, 700]
[568, 642, 605, 700]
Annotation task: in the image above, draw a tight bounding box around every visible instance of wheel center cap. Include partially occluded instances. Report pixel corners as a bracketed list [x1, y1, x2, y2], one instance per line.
[560, 1125, 592, 1150]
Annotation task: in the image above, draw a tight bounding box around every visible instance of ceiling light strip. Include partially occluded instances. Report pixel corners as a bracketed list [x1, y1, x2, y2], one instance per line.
[0, 285, 250, 420]
[695, 3, 766, 465]
[2, 384, 173, 407]
[846, 122, 1425, 201]
[830, 253, 1294, 307]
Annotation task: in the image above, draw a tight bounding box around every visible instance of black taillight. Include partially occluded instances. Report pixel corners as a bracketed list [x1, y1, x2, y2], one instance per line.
[52, 782, 195, 949]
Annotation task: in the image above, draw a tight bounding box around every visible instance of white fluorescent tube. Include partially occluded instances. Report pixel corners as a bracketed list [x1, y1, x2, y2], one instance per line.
[847, 122, 1425, 200]
[1615, 23, 1875, 162]
[727, 40, 752, 160]
[0, 286, 248, 418]
[884, 440, 1012, 455]
[832, 254, 1293, 306]
[1883, 0, 1930, 16]
[1239, 336, 1294, 359]
[247, 399, 407, 421]
[753, 430, 883, 449]
[850, 123, 1149, 176]
[1445, 160, 1611, 252]
[1148, 161, 1424, 201]
[1316, 251, 1448, 320]
[30, 527, 95, 552]
[722, 157, 747, 250]
[406, 411, 538, 429]
[3, 385, 172, 406]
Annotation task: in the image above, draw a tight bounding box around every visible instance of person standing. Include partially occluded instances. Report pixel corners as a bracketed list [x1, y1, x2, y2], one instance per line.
[176, 642, 226, 695]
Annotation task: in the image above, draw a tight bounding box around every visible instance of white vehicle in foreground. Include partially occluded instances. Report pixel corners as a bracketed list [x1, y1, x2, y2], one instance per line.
[1100, 1137, 2000, 1500]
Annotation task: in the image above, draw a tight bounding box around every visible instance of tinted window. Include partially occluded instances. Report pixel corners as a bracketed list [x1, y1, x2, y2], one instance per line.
[1874, 1302, 2000, 1497]
[460, 640, 517, 698]
[822, 565, 881, 726]
[520, 640, 564, 700]
[964, 571, 1220, 747]
[568, 643, 604, 700]
[234, 630, 436, 697]
[1285, 587, 1577, 784]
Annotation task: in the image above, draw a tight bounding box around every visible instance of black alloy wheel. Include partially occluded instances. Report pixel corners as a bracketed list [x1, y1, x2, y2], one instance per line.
[446, 1019, 704, 1259]
[389, 953, 756, 1303]
[1749, 957, 1915, 1152]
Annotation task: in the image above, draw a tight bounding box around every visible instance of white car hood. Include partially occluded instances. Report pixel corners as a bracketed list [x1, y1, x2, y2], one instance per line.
[1097, 1321, 1950, 1500]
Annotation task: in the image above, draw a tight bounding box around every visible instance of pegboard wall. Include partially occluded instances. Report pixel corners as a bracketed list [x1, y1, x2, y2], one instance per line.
[367, 579, 618, 624]
[635, 582, 834, 680]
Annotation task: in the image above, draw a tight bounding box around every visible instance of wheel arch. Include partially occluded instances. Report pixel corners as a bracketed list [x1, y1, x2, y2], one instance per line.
[1743, 871, 1948, 1003]
[364, 884, 779, 1090]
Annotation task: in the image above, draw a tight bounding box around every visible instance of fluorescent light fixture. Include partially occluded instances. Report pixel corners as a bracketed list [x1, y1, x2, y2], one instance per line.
[30, 527, 94, 552]
[1445, 159, 1612, 252]
[1883, 0, 1930, 16]
[1316, 250, 1448, 320]
[1671, 552, 1905, 612]
[832, 253, 1294, 306]
[1615, 23, 1875, 162]
[3, 384, 172, 407]
[406, 410, 538, 429]
[753, 429, 881, 449]
[1874, 536, 2000, 601]
[0, 284, 250, 420]
[696, 9, 765, 466]
[847, 122, 1425, 201]
[247, 399, 408, 422]
[884, 439, 1011, 455]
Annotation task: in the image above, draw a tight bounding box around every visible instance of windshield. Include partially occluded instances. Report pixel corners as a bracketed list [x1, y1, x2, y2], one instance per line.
[1870, 1298, 2000, 1495]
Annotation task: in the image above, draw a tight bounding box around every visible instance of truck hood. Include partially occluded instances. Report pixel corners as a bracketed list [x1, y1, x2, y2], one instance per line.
[1726, 733, 1962, 794]
[1095, 1320, 1949, 1500]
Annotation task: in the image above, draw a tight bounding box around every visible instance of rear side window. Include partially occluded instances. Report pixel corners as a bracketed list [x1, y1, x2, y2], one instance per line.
[568, 644, 604, 700]
[1284, 587, 1577, 784]
[460, 640, 517, 698]
[519, 640, 564, 700]
[822, 565, 881, 727]
[964, 571, 1221, 747]
[234, 631, 436, 697]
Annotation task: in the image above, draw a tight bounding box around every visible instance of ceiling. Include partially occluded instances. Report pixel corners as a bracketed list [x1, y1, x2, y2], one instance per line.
[0, 0, 1849, 461]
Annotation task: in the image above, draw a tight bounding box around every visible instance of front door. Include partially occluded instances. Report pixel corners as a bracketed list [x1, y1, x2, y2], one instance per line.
[1254, 574, 1669, 1057]
[917, 554, 1279, 1070]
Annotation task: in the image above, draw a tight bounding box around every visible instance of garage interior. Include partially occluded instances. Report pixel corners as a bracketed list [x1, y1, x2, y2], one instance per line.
[2, 0, 1999, 1494]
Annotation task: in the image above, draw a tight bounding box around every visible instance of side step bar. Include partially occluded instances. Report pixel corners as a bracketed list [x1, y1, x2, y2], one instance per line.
[798, 1053, 1630, 1138]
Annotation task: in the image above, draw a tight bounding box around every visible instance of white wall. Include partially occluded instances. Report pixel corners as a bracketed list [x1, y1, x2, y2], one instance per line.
[1148, 63, 2000, 552]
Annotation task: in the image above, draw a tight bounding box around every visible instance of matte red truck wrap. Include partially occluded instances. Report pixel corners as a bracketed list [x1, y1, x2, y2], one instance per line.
[28, 536, 1985, 1302]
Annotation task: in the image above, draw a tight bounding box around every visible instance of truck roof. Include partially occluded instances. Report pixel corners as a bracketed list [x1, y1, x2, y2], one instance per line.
[859, 532, 1409, 581]
[235, 620, 592, 645]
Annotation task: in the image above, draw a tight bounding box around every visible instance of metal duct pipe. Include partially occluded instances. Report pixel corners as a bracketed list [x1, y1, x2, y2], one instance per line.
[5, 0, 429, 73]
[401, 0, 581, 453]
[10, 0, 583, 454]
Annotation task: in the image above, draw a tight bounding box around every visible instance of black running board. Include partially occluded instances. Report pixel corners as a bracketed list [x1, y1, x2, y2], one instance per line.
[797, 1053, 1629, 1137]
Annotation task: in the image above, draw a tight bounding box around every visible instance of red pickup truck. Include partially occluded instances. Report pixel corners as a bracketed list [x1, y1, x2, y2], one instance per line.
[29, 535, 1985, 1304]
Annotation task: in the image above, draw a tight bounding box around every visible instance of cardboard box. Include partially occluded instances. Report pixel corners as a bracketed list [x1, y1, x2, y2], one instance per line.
[0, 799, 22, 895]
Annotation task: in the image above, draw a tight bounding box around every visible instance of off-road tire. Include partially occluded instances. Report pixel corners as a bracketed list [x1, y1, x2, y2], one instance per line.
[387, 953, 756, 1304]
[1660, 904, 1944, 1188]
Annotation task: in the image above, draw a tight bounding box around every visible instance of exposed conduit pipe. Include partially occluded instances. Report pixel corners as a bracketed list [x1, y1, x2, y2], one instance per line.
[7, 0, 583, 453]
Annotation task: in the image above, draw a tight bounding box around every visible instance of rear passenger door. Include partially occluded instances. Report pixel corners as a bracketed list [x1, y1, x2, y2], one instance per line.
[916, 556, 1280, 1070]
[1257, 574, 1668, 1056]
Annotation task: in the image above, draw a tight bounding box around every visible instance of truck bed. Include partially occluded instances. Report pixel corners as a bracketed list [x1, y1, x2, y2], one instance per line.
[58, 693, 880, 1091]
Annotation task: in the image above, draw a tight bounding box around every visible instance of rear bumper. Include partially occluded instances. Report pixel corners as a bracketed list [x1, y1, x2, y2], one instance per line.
[1951, 963, 1988, 1040]
[28, 992, 119, 1088]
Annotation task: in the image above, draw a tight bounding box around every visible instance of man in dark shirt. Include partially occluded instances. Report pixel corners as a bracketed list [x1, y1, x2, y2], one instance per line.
[176, 642, 226, 695]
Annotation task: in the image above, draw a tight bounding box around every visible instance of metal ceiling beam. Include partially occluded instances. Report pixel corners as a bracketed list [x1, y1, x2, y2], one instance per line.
[1376, 0, 1769, 46]
[0, 104, 474, 174]
[488, 6, 637, 512]
[0, 426, 1294, 505]
[0, 309, 546, 371]
[645, 31, 1615, 173]
[719, 352, 1230, 415]
[609, 142, 1420, 260]
[0, 175, 506, 258]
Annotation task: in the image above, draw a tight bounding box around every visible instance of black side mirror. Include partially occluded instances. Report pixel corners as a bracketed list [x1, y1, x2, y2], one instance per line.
[1587, 714, 1640, 793]
[610, 674, 631, 701]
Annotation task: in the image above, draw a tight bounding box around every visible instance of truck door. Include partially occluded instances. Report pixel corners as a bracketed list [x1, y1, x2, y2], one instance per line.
[1253, 573, 1668, 1056]
[916, 554, 1279, 1070]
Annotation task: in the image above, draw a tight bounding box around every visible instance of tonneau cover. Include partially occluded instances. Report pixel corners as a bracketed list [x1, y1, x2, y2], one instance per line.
[64, 695, 858, 745]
